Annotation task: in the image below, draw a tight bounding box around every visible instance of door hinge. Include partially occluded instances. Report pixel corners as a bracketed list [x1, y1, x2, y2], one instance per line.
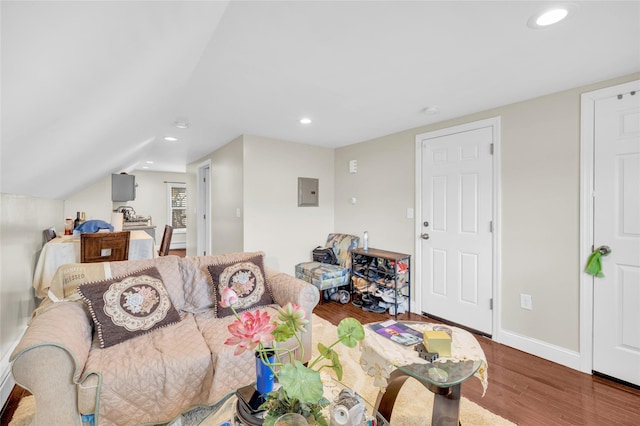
[489, 298, 493, 310]
[490, 143, 494, 155]
[489, 221, 494, 232]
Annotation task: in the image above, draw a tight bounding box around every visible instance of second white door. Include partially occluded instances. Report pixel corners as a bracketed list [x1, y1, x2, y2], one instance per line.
[418, 120, 495, 335]
[592, 89, 640, 386]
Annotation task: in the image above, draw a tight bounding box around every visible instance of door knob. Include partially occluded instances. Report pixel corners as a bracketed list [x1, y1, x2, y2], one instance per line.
[597, 245, 611, 255]
[421, 233, 430, 240]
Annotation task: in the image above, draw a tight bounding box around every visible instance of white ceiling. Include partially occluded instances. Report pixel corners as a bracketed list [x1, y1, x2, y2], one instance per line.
[2, 1, 639, 200]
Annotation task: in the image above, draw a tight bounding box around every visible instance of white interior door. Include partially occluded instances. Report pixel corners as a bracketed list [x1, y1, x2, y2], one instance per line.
[592, 90, 640, 386]
[418, 122, 494, 335]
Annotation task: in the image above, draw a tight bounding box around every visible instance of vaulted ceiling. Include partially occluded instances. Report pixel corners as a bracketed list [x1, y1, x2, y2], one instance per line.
[2, 1, 639, 199]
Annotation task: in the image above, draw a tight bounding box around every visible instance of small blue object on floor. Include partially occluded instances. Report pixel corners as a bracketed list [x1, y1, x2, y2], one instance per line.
[81, 414, 95, 426]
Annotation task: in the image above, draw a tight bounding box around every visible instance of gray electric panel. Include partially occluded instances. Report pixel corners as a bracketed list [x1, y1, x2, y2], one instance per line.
[298, 177, 319, 207]
[112, 173, 136, 202]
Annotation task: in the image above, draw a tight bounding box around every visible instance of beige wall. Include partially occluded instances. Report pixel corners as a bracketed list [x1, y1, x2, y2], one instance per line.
[187, 136, 244, 256]
[187, 134, 335, 274]
[212, 137, 244, 254]
[243, 135, 335, 274]
[334, 132, 416, 255]
[64, 171, 188, 243]
[335, 73, 640, 356]
[187, 136, 245, 255]
[0, 194, 62, 395]
[64, 175, 112, 224]
[123, 170, 188, 245]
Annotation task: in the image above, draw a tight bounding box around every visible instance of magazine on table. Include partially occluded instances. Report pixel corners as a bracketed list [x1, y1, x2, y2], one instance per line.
[368, 320, 423, 346]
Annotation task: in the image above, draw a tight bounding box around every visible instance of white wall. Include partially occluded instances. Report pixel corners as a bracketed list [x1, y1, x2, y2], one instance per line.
[0, 193, 63, 407]
[334, 73, 640, 361]
[243, 135, 335, 274]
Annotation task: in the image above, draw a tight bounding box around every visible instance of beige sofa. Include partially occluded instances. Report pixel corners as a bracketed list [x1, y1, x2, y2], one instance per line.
[11, 252, 320, 425]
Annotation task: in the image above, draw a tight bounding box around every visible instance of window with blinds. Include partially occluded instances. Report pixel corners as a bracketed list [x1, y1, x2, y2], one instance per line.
[168, 183, 187, 229]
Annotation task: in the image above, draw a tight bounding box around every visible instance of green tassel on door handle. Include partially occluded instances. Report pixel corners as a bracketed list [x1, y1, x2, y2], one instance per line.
[585, 246, 611, 277]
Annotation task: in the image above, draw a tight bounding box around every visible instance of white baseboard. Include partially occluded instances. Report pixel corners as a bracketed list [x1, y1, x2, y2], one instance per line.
[1, 371, 16, 413]
[496, 328, 582, 371]
[1, 328, 26, 411]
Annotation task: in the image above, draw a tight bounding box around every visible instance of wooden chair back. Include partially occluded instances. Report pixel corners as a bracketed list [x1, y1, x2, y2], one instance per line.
[43, 227, 57, 243]
[81, 231, 130, 263]
[158, 225, 173, 257]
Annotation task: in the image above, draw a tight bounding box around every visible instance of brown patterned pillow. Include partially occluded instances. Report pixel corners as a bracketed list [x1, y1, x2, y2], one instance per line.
[78, 266, 181, 348]
[206, 254, 274, 318]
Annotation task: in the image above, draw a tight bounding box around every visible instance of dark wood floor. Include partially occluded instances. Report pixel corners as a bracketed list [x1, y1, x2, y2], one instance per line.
[314, 302, 640, 426]
[4, 289, 639, 425]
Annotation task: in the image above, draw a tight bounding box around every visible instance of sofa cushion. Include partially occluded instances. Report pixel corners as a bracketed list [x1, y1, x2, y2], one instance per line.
[78, 266, 181, 348]
[82, 314, 214, 425]
[194, 307, 300, 401]
[108, 256, 185, 312]
[49, 262, 109, 301]
[206, 254, 274, 317]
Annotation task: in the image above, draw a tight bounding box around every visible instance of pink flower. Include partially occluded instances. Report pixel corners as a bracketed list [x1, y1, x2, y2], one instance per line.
[219, 287, 239, 308]
[277, 303, 308, 333]
[224, 310, 276, 355]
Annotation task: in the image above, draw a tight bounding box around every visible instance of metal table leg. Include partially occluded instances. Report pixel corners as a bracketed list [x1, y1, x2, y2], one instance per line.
[374, 369, 462, 426]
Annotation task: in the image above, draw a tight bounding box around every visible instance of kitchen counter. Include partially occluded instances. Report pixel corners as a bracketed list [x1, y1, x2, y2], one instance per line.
[123, 223, 156, 240]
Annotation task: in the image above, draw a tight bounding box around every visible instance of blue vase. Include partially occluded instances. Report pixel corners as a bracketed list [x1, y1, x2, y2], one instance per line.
[255, 350, 276, 395]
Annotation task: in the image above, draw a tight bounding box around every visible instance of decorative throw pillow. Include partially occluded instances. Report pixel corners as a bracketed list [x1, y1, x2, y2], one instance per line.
[78, 266, 181, 348]
[207, 255, 274, 318]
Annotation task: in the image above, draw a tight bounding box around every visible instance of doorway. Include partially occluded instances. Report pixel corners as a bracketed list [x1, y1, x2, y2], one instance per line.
[580, 80, 640, 386]
[415, 117, 500, 336]
[197, 160, 211, 256]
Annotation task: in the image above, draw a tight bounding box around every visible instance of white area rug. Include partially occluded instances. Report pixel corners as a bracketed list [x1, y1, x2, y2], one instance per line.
[9, 314, 515, 425]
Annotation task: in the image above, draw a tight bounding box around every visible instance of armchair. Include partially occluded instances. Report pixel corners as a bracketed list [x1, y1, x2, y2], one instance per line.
[295, 233, 360, 303]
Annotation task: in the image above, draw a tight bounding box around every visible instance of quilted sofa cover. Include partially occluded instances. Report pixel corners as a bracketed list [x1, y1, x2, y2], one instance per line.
[10, 252, 319, 426]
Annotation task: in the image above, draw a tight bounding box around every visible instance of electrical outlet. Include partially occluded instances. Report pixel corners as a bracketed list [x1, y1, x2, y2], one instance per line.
[520, 293, 533, 310]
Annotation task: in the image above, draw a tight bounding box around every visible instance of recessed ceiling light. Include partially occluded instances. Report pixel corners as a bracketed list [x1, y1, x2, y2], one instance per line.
[299, 118, 312, 124]
[537, 9, 568, 26]
[528, 4, 576, 29]
[420, 106, 440, 115]
[146, 161, 154, 164]
[174, 118, 190, 129]
[164, 136, 178, 142]
[142, 166, 149, 169]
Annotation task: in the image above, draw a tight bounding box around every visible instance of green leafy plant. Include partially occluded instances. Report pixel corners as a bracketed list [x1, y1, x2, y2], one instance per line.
[220, 288, 365, 425]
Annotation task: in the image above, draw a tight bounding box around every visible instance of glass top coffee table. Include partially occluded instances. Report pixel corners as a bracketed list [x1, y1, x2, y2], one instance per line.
[360, 320, 488, 426]
[195, 379, 390, 425]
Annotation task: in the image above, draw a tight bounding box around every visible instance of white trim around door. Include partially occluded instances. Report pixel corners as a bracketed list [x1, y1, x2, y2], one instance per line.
[197, 160, 212, 256]
[414, 116, 502, 340]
